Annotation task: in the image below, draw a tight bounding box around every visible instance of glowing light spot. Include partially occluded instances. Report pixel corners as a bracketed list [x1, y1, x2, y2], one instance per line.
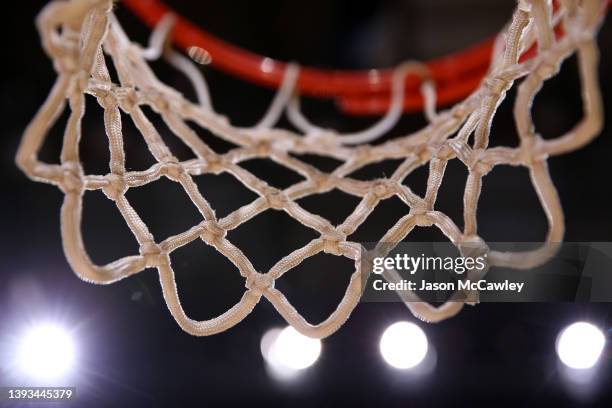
[556, 322, 605, 369]
[380, 321, 428, 369]
[261, 327, 321, 379]
[17, 324, 76, 379]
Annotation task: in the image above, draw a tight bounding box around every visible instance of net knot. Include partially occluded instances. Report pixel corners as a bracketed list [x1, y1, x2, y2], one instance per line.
[115, 86, 139, 113]
[199, 220, 226, 244]
[484, 76, 511, 96]
[311, 172, 336, 192]
[102, 173, 127, 200]
[468, 148, 493, 176]
[245, 272, 274, 294]
[253, 140, 272, 156]
[272, 138, 295, 152]
[163, 160, 186, 181]
[139, 242, 168, 268]
[519, 135, 548, 165]
[353, 145, 373, 161]
[264, 188, 289, 210]
[410, 207, 433, 227]
[435, 141, 456, 161]
[149, 90, 172, 113]
[203, 155, 226, 174]
[98, 90, 118, 109]
[59, 161, 84, 194]
[371, 179, 397, 200]
[322, 231, 347, 256]
[416, 146, 432, 163]
[303, 130, 338, 147]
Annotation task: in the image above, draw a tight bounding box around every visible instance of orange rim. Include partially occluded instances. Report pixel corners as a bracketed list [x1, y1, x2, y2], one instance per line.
[122, 0, 606, 115]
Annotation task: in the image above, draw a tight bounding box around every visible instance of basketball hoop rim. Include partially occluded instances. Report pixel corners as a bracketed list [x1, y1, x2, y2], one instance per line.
[121, 0, 608, 114]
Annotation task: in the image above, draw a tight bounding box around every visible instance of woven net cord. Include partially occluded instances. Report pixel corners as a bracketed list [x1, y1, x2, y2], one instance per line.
[17, 0, 605, 338]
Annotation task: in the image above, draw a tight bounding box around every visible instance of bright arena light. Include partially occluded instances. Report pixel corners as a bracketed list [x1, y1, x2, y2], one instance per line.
[556, 322, 606, 370]
[380, 321, 428, 369]
[17, 324, 76, 380]
[261, 326, 321, 378]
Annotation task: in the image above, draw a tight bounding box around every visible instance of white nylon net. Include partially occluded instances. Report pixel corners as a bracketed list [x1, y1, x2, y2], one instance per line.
[17, 0, 606, 338]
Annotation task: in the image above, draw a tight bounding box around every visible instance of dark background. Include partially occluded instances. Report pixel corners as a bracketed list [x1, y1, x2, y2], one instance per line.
[1, 0, 612, 406]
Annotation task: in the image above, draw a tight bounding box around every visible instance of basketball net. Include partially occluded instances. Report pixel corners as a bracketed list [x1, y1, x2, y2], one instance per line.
[17, 0, 606, 338]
